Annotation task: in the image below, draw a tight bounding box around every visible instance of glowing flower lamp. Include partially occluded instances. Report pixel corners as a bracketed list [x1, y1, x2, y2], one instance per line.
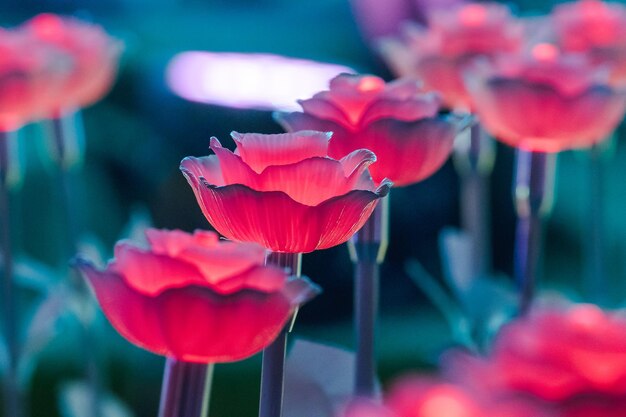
[378, 2, 522, 280]
[465, 44, 626, 312]
[75, 229, 319, 417]
[276, 73, 469, 397]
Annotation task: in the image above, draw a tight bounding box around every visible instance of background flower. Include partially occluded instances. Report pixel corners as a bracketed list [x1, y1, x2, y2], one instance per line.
[378, 2, 523, 110]
[23, 13, 122, 115]
[552, 0, 626, 85]
[76, 228, 319, 363]
[277, 74, 467, 187]
[466, 44, 626, 152]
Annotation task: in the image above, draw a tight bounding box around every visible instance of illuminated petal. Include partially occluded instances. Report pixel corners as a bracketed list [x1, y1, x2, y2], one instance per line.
[179, 181, 389, 253]
[231, 131, 331, 172]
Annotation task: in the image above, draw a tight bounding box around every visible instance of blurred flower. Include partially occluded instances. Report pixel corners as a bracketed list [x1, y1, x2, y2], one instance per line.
[379, 2, 523, 110]
[75, 228, 319, 363]
[23, 13, 122, 115]
[349, 0, 466, 42]
[340, 397, 396, 417]
[180, 131, 391, 253]
[0, 30, 70, 132]
[277, 74, 467, 187]
[466, 43, 626, 152]
[553, 0, 626, 84]
[386, 375, 550, 417]
[447, 303, 626, 403]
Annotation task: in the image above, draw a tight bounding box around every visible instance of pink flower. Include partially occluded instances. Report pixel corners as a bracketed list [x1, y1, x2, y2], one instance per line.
[75, 229, 319, 363]
[180, 130, 391, 253]
[466, 44, 626, 152]
[553, 0, 626, 84]
[0, 30, 69, 131]
[385, 375, 546, 417]
[23, 13, 122, 114]
[277, 74, 467, 187]
[379, 2, 523, 110]
[447, 303, 626, 403]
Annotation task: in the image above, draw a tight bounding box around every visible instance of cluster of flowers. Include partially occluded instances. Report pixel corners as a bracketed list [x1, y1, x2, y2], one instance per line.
[0, 14, 121, 133]
[380, 0, 626, 152]
[347, 303, 626, 417]
[42, 0, 626, 415]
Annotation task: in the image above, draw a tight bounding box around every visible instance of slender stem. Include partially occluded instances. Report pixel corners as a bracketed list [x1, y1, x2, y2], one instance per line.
[49, 112, 101, 417]
[348, 195, 389, 397]
[0, 130, 21, 417]
[158, 358, 214, 417]
[585, 143, 606, 303]
[455, 122, 494, 278]
[259, 252, 301, 417]
[512, 149, 556, 315]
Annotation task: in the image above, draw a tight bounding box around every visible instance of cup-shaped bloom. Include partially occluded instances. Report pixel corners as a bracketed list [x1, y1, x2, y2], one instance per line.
[23, 13, 122, 114]
[446, 303, 626, 402]
[553, 0, 626, 84]
[277, 74, 468, 187]
[0, 30, 70, 131]
[180, 131, 391, 253]
[75, 229, 319, 363]
[466, 44, 626, 152]
[378, 2, 523, 110]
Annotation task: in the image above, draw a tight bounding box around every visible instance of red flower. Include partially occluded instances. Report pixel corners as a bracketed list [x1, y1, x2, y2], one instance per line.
[466, 44, 626, 152]
[23, 13, 122, 114]
[447, 303, 626, 403]
[0, 31, 69, 131]
[379, 2, 523, 110]
[553, 0, 626, 84]
[75, 229, 319, 363]
[277, 74, 467, 187]
[180, 130, 390, 253]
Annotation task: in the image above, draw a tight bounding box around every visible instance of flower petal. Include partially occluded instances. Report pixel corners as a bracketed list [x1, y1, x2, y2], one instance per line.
[179, 181, 388, 253]
[230, 131, 331, 172]
[179, 155, 225, 186]
[111, 242, 206, 295]
[255, 156, 374, 205]
[359, 93, 441, 126]
[145, 228, 220, 257]
[210, 137, 260, 185]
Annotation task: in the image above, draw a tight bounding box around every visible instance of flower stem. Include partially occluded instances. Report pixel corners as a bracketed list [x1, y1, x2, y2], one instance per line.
[48, 112, 101, 417]
[585, 143, 606, 304]
[0, 129, 22, 417]
[348, 195, 389, 397]
[158, 358, 214, 417]
[513, 149, 556, 314]
[259, 252, 301, 417]
[454, 121, 494, 278]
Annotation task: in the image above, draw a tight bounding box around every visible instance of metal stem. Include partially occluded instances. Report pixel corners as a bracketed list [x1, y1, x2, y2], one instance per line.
[258, 252, 301, 417]
[49, 113, 101, 417]
[585, 143, 606, 303]
[158, 358, 214, 417]
[454, 121, 495, 278]
[348, 195, 389, 397]
[0, 130, 21, 417]
[512, 149, 556, 315]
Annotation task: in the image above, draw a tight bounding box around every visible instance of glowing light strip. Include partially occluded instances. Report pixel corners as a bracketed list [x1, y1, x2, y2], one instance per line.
[166, 52, 355, 111]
